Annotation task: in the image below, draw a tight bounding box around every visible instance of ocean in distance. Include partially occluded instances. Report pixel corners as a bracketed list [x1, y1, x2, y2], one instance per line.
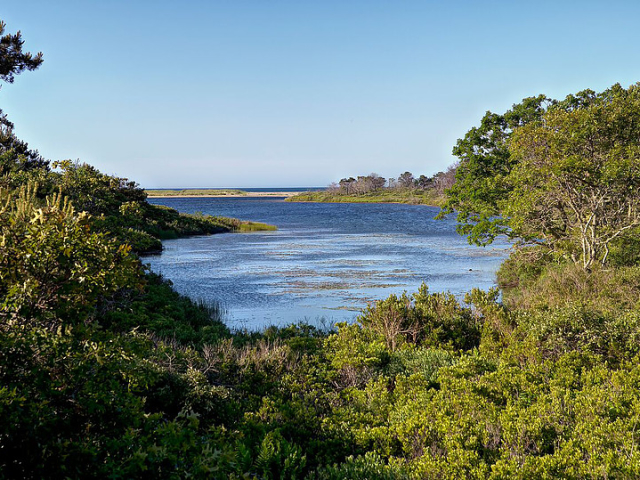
[145, 196, 510, 330]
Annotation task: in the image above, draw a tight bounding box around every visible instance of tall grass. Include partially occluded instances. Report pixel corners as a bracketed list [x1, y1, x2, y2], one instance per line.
[286, 189, 446, 206]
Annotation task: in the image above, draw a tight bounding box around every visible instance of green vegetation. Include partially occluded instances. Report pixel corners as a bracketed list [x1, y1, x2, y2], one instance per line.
[4, 20, 640, 479]
[146, 188, 248, 197]
[288, 170, 454, 206]
[48, 160, 276, 254]
[288, 189, 446, 206]
[440, 84, 640, 269]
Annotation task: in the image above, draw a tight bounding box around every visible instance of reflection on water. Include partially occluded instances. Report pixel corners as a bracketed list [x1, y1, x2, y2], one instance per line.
[145, 197, 510, 330]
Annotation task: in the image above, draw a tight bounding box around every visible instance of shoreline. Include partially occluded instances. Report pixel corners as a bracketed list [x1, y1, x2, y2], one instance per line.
[286, 192, 445, 207]
[287, 198, 439, 206]
[147, 191, 298, 198]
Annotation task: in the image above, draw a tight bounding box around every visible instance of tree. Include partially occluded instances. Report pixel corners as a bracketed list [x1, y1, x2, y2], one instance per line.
[440, 89, 615, 247]
[0, 184, 141, 329]
[397, 171, 415, 189]
[506, 83, 640, 268]
[369, 172, 386, 191]
[339, 177, 356, 194]
[442, 82, 640, 268]
[54, 160, 146, 216]
[432, 164, 458, 194]
[415, 174, 432, 190]
[0, 21, 47, 177]
[0, 116, 49, 175]
[439, 95, 552, 245]
[0, 21, 43, 84]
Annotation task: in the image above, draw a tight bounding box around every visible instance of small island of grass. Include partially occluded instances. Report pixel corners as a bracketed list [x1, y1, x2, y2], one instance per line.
[287, 170, 454, 206]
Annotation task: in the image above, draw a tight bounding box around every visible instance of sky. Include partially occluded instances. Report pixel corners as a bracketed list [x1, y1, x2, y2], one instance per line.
[2, 1, 640, 188]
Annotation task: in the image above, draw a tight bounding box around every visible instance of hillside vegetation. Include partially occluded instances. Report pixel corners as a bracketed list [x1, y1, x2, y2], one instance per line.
[3, 20, 640, 479]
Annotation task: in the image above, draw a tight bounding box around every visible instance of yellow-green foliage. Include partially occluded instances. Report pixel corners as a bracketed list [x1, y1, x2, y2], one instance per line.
[0, 184, 141, 328]
[4, 93, 640, 479]
[236, 220, 278, 232]
[7, 37, 640, 475]
[356, 284, 482, 352]
[213, 216, 278, 232]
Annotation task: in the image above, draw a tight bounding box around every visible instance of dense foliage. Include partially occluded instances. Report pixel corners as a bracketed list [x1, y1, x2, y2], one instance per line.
[3, 19, 640, 479]
[441, 84, 640, 270]
[438, 95, 551, 245]
[507, 84, 640, 268]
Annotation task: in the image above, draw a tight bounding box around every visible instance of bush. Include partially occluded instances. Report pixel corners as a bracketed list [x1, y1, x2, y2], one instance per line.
[358, 285, 481, 352]
[0, 184, 141, 330]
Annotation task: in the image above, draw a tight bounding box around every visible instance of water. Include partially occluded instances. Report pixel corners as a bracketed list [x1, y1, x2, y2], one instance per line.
[145, 197, 510, 330]
[156, 187, 324, 192]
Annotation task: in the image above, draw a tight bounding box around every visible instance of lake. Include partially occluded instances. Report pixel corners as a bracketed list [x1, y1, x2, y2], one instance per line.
[145, 197, 510, 330]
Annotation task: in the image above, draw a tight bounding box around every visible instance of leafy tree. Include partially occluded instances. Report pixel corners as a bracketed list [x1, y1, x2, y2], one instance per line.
[397, 171, 414, 189]
[441, 83, 640, 269]
[339, 177, 356, 194]
[53, 160, 146, 215]
[0, 184, 141, 330]
[369, 172, 386, 191]
[415, 174, 432, 190]
[506, 83, 640, 268]
[0, 117, 49, 176]
[431, 164, 457, 194]
[438, 95, 551, 245]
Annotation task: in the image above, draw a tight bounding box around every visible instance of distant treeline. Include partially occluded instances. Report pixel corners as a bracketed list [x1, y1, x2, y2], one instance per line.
[328, 166, 457, 195]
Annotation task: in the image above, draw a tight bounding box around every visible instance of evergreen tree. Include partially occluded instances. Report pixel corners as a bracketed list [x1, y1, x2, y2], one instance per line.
[0, 20, 43, 84]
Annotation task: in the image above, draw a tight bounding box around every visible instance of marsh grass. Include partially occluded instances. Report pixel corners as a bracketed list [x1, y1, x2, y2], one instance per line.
[207, 215, 277, 232]
[236, 220, 278, 232]
[286, 189, 446, 206]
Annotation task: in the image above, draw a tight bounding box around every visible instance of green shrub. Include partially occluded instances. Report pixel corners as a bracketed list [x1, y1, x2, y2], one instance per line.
[312, 452, 410, 479]
[358, 285, 481, 352]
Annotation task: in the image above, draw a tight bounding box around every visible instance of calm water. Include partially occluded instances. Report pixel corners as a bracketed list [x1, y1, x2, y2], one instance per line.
[145, 197, 510, 330]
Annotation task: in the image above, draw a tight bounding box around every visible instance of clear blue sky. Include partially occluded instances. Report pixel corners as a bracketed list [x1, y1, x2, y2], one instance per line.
[2, 1, 640, 188]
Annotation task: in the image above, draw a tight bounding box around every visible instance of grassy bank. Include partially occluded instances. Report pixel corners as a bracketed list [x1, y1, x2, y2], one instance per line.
[287, 189, 447, 206]
[126, 207, 277, 253]
[90, 192, 277, 254]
